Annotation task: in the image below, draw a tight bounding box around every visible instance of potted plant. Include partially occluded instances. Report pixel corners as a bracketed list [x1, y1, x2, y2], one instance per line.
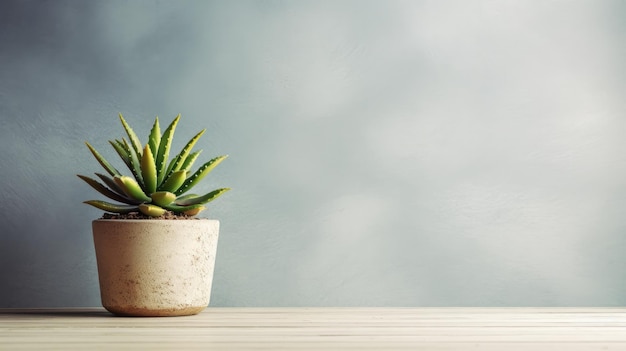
[78, 113, 230, 317]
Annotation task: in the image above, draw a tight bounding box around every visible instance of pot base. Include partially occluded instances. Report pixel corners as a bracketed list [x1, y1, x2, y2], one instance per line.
[104, 305, 206, 317]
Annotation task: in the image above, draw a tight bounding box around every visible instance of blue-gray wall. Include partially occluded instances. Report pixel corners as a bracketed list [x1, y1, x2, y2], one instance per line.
[1, 0, 626, 307]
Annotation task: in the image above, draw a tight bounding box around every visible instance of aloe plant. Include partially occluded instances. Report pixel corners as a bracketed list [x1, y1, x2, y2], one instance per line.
[78, 114, 230, 217]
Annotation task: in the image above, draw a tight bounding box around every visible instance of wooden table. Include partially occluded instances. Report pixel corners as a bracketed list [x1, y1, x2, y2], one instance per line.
[2, 308, 626, 350]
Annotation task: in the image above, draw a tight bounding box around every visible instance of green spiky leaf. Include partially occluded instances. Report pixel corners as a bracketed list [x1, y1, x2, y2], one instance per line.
[114, 175, 151, 203]
[118, 113, 143, 164]
[175, 193, 198, 203]
[161, 203, 206, 215]
[175, 155, 228, 195]
[174, 188, 231, 206]
[109, 139, 130, 166]
[180, 150, 202, 172]
[148, 117, 161, 158]
[151, 191, 176, 207]
[138, 204, 167, 217]
[123, 138, 144, 188]
[85, 142, 120, 177]
[83, 200, 138, 214]
[182, 206, 205, 216]
[155, 114, 180, 186]
[77, 175, 136, 205]
[141, 144, 157, 194]
[164, 153, 181, 180]
[158, 170, 187, 193]
[94, 173, 127, 198]
[167, 129, 205, 176]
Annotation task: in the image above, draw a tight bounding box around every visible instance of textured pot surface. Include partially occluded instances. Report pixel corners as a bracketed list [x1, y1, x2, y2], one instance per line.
[92, 219, 219, 317]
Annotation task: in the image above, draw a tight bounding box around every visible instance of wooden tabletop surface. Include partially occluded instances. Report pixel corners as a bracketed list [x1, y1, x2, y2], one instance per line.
[2, 308, 626, 350]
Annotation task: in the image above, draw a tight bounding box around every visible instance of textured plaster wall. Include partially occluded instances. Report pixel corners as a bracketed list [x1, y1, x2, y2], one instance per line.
[1, 0, 626, 307]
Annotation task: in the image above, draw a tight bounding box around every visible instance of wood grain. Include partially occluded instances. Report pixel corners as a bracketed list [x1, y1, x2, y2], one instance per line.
[2, 308, 626, 350]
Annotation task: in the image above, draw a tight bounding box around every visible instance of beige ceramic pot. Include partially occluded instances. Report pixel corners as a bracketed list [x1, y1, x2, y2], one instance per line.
[92, 219, 219, 317]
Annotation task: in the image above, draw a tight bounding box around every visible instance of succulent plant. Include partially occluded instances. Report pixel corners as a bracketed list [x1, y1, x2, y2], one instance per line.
[78, 114, 230, 217]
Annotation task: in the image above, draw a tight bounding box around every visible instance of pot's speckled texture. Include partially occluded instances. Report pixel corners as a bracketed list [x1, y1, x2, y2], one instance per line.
[92, 219, 219, 317]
